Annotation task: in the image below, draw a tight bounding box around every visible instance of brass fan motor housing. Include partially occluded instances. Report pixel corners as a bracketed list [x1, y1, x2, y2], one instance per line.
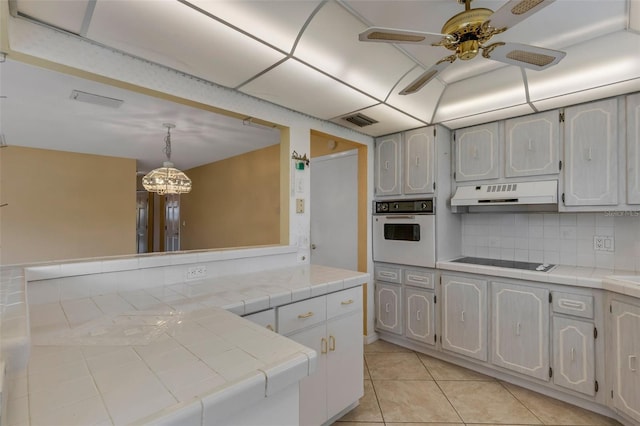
[439, 7, 499, 60]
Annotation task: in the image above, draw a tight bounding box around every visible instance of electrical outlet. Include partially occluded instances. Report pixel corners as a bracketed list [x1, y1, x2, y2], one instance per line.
[186, 265, 207, 280]
[296, 198, 305, 214]
[593, 236, 614, 252]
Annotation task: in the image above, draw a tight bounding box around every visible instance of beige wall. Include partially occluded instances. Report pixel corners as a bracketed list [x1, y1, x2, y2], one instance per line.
[0, 146, 136, 265]
[180, 144, 280, 250]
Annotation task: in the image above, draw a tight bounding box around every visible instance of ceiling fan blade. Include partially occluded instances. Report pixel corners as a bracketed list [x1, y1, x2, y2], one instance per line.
[399, 58, 454, 95]
[488, 0, 556, 31]
[359, 27, 454, 46]
[484, 42, 565, 70]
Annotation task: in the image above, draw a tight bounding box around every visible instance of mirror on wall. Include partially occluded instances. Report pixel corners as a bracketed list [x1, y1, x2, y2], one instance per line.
[0, 59, 283, 265]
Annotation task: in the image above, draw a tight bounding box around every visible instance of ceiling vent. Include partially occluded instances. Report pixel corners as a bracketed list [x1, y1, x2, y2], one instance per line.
[342, 112, 378, 128]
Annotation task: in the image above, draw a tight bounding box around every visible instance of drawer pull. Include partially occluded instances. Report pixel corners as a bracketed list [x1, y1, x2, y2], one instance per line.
[321, 337, 328, 354]
[298, 311, 314, 319]
[341, 299, 354, 305]
[379, 271, 396, 278]
[630, 355, 638, 372]
[408, 275, 427, 282]
[329, 335, 336, 352]
[558, 299, 585, 311]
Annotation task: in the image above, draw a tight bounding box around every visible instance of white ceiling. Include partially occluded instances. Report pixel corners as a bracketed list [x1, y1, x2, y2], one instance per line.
[4, 0, 640, 157]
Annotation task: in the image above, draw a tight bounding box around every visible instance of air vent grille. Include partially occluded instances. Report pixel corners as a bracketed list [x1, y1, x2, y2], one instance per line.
[343, 113, 378, 128]
[486, 183, 518, 193]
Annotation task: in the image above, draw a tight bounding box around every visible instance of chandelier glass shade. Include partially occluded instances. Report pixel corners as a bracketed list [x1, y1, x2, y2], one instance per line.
[142, 123, 192, 195]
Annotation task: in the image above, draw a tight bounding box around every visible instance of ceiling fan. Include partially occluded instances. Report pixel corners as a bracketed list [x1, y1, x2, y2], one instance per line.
[359, 0, 566, 95]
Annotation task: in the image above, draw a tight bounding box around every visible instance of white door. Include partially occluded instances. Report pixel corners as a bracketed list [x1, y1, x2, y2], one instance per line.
[310, 150, 358, 270]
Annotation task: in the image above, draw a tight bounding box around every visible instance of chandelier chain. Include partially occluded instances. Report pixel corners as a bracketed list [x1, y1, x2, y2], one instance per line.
[164, 127, 172, 161]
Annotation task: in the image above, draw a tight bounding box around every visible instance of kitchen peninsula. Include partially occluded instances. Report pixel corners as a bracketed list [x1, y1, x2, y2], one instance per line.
[0, 246, 368, 426]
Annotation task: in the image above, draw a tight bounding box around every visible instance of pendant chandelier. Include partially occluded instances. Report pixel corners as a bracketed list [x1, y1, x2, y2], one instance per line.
[142, 123, 192, 195]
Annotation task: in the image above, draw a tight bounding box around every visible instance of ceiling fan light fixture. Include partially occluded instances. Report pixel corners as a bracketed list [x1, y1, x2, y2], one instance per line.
[142, 123, 192, 195]
[457, 40, 480, 60]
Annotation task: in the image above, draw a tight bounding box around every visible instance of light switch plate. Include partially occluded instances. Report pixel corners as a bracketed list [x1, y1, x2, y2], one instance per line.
[593, 236, 614, 252]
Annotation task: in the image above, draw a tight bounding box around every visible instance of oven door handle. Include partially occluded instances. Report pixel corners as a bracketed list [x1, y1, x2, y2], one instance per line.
[384, 215, 416, 219]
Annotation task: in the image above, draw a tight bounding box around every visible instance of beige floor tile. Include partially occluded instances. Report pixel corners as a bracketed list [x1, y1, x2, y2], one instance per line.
[332, 423, 383, 425]
[386, 423, 464, 426]
[365, 352, 432, 380]
[374, 380, 462, 423]
[438, 380, 542, 424]
[363, 339, 412, 353]
[337, 379, 383, 423]
[502, 382, 622, 425]
[363, 357, 371, 380]
[418, 353, 495, 381]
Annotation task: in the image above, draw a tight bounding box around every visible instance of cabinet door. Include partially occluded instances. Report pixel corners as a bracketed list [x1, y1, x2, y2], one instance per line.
[289, 324, 328, 426]
[375, 282, 402, 335]
[552, 317, 595, 396]
[327, 312, 364, 419]
[492, 281, 550, 381]
[455, 122, 500, 182]
[404, 127, 435, 194]
[505, 110, 560, 178]
[442, 275, 488, 361]
[611, 301, 640, 423]
[627, 93, 640, 204]
[563, 98, 618, 206]
[404, 287, 435, 345]
[375, 133, 401, 196]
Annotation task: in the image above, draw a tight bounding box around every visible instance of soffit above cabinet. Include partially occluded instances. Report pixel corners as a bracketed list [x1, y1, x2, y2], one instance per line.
[8, 0, 640, 137]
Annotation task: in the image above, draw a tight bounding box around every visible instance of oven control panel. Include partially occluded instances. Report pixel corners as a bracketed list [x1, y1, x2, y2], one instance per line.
[374, 199, 434, 214]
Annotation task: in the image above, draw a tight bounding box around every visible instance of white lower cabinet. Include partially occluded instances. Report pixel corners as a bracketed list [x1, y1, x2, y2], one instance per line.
[281, 286, 364, 426]
[441, 275, 488, 361]
[491, 281, 550, 381]
[552, 316, 595, 396]
[375, 282, 402, 335]
[611, 300, 640, 423]
[404, 287, 435, 345]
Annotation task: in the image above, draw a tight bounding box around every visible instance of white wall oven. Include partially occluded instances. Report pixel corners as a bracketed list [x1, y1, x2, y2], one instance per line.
[373, 199, 435, 268]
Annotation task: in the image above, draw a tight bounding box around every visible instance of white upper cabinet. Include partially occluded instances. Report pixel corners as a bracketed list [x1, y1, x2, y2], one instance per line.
[505, 110, 560, 178]
[455, 122, 500, 182]
[375, 133, 402, 196]
[404, 127, 435, 194]
[627, 93, 640, 205]
[563, 98, 618, 206]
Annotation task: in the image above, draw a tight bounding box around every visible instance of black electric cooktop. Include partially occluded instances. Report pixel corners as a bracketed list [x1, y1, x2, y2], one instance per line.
[452, 257, 556, 272]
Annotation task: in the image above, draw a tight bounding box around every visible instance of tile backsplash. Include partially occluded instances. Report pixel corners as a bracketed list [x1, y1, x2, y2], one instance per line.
[461, 212, 640, 272]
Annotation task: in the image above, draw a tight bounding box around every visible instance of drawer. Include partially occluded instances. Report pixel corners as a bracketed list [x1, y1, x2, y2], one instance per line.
[243, 308, 276, 332]
[327, 286, 362, 320]
[277, 295, 326, 335]
[375, 265, 401, 283]
[552, 292, 594, 319]
[403, 269, 435, 289]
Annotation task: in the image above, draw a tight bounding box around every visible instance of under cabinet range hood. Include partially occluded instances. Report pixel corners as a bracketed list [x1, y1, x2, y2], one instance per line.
[451, 180, 558, 213]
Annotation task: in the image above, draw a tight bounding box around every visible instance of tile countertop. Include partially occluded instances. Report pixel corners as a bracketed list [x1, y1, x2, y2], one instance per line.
[7, 264, 369, 426]
[437, 260, 640, 299]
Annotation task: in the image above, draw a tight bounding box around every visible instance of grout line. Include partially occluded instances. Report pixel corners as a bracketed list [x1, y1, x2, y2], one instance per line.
[498, 380, 545, 425]
[365, 356, 387, 424]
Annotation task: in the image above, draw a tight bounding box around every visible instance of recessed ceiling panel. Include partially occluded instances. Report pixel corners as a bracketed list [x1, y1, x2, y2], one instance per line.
[183, 0, 321, 53]
[86, 0, 285, 88]
[330, 103, 426, 137]
[434, 66, 526, 123]
[296, 2, 415, 100]
[528, 31, 640, 106]
[240, 58, 377, 120]
[386, 69, 446, 123]
[16, 0, 89, 34]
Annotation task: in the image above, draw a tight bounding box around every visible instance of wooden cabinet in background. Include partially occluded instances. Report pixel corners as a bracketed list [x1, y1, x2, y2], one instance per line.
[562, 98, 618, 207]
[441, 274, 488, 362]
